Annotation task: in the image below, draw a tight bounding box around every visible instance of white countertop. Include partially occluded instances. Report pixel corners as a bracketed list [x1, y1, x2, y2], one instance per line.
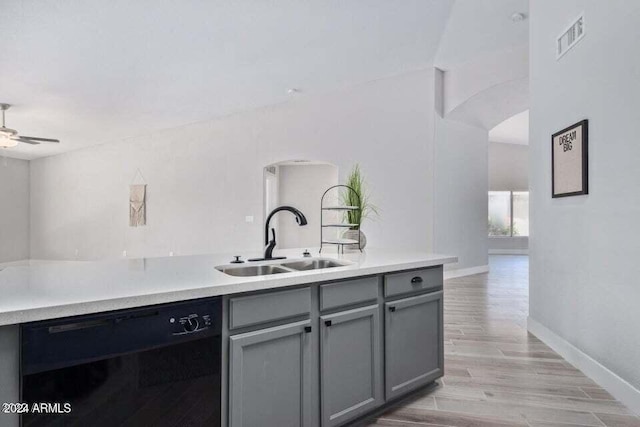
[0, 249, 456, 326]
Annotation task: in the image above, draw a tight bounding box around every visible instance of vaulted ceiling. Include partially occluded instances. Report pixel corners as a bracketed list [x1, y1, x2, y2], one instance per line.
[435, 0, 529, 69]
[0, 0, 454, 160]
[1, 0, 529, 160]
[489, 110, 529, 145]
[437, 0, 529, 133]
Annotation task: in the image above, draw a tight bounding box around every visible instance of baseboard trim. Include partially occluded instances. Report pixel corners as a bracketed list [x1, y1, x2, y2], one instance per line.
[0, 259, 31, 268]
[528, 317, 640, 416]
[444, 265, 489, 280]
[488, 249, 529, 255]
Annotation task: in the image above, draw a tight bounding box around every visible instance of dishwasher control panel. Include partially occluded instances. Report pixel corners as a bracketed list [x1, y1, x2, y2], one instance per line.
[170, 312, 213, 335]
[22, 297, 222, 376]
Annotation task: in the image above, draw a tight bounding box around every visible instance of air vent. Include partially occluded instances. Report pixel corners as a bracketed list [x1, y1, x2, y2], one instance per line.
[557, 14, 585, 59]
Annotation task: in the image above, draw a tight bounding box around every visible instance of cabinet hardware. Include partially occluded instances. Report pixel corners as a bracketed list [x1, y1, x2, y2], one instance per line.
[389, 306, 396, 312]
[304, 326, 312, 333]
[410, 276, 423, 284]
[324, 320, 332, 327]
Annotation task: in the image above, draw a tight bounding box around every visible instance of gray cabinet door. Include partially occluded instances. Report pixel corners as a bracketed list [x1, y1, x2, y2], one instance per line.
[384, 291, 443, 401]
[320, 305, 382, 427]
[229, 320, 313, 427]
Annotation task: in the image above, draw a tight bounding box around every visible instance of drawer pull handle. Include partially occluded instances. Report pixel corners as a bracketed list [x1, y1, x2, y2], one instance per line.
[411, 276, 423, 284]
[324, 320, 332, 327]
[304, 326, 312, 333]
[389, 306, 396, 312]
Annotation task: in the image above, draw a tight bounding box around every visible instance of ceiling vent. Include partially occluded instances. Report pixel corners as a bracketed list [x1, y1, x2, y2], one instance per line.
[557, 14, 585, 59]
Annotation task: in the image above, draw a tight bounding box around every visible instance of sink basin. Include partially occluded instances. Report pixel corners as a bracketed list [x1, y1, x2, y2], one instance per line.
[218, 265, 291, 277]
[216, 258, 352, 277]
[281, 259, 350, 271]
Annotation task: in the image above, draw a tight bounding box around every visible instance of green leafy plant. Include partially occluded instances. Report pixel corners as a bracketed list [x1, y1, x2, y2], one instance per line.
[488, 217, 511, 236]
[340, 164, 379, 228]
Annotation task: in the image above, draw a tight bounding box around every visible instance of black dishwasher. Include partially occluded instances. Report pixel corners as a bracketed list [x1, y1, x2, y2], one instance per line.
[21, 297, 222, 427]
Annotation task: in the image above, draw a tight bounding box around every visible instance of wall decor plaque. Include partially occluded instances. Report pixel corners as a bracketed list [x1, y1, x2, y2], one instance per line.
[552, 119, 588, 198]
[129, 184, 147, 227]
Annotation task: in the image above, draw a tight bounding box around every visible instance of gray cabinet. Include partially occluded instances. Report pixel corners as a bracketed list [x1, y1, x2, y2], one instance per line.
[229, 320, 313, 427]
[384, 291, 443, 400]
[224, 267, 446, 427]
[320, 305, 382, 427]
[0, 326, 19, 427]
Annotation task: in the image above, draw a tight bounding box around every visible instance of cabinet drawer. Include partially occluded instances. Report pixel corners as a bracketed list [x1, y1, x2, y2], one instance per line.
[384, 266, 443, 298]
[229, 287, 311, 330]
[320, 277, 379, 311]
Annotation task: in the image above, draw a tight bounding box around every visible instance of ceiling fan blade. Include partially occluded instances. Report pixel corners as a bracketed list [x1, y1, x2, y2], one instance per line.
[17, 136, 60, 144]
[14, 137, 41, 145]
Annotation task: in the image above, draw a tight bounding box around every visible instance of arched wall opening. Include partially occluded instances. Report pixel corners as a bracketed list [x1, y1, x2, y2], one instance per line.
[263, 160, 339, 249]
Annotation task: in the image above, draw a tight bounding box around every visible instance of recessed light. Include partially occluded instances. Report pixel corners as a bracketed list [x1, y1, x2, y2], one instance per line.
[511, 12, 527, 22]
[287, 88, 301, 95]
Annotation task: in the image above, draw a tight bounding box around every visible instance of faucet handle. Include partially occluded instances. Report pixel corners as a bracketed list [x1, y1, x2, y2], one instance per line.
[231, 255, 244, 264]
[303, 249, 311, 257]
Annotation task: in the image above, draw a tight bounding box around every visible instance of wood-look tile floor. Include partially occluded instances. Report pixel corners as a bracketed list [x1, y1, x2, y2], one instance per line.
[366, 255, 640, 427]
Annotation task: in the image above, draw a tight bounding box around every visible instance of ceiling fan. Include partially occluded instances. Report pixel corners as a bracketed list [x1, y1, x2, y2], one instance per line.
[0, 103, 60, 148]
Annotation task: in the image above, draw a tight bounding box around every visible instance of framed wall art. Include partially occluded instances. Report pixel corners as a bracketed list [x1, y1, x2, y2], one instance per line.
[552, 119, 588, 198]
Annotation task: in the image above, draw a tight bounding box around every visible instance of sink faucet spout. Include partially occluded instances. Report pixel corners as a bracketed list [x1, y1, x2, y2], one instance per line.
[256, 206, 307, 261]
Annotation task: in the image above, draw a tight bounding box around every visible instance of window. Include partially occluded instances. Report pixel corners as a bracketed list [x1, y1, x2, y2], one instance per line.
[512, 191, 529, 237]
[488, 191, 511, 236]
[488, 191, 529, 237]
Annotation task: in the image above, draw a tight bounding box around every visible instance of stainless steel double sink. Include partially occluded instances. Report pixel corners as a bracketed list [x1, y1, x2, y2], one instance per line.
[217, 258, 352, 277]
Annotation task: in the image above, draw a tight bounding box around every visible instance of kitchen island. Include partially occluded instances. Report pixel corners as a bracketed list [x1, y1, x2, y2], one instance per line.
[0, 249, 456, 427]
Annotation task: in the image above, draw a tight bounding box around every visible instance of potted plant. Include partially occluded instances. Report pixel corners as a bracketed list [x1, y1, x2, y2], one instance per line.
[340, 164, 379, 249]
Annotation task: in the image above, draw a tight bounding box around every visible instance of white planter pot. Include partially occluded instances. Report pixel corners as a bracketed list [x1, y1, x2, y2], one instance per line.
[341, 229, 367, 250]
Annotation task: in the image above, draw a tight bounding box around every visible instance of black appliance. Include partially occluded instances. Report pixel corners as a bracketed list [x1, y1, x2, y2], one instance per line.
[21, 297, 222, 427]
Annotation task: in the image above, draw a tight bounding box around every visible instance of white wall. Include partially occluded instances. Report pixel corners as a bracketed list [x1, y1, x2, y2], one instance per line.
[276, 164, 338, 250]
[529, 0, 640, 411]
[488, 236, 528, 254]
[489, 142, 529, 191]
[28, 67, 490, 275]
[433, 115, 489, 272]
[0, 158, 30, 263]
[30, 70, 436, 260]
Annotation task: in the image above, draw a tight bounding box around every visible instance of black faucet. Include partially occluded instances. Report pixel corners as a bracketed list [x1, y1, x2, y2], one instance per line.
[249, 206, 308, 261]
